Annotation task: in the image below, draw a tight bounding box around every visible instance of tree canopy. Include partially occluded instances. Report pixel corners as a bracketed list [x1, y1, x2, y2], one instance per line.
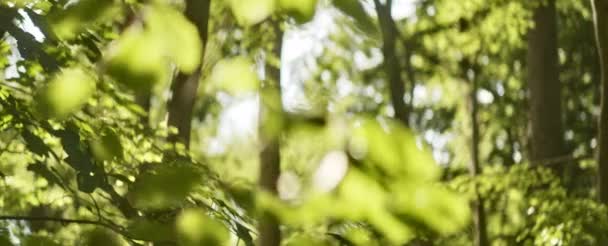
[0, 0, 607, 245]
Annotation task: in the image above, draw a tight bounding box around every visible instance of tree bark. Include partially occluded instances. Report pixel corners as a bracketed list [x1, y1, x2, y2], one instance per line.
[591, 0, 608, 204]
[167, 0, 211, 148]
[526, 0, 566, 174]
[463, 60, 489, 246]
[257, 21, 284, 246]
[373, 0, 408, 126]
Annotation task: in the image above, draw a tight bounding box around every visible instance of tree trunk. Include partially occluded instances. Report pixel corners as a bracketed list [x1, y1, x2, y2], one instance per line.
[468, 66, 489, 246]
[527, 0, 566, 174]
[591, 0, 608, 204]
[167, 0, 211, 148]
[257, 21, 284, 246]
[373, 0, 408, 126]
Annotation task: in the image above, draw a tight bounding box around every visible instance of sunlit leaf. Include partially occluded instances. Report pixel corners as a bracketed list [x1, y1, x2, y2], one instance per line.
[146, 4, 203, 72]
[37, 67, 96, 118]
[209, 57, 260, 93]
[50, 0, 119, 40]
[342, 227, 378, 246]
[176, 209, 229, 246]
[279, 0, 318, 23]
[337, 169, 413, 243]
[105, 28, 169, 90]
[349, 117, 440, 181]
[81, 228, 126, 246]
[105, 4, 202, 90]
[391, 183, 470, 235]
[283, 234, 332, 246]
[229, 0, 275, 26]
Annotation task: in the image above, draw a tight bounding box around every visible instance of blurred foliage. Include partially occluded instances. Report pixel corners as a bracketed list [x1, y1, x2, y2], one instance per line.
[0, 0, 605, 245]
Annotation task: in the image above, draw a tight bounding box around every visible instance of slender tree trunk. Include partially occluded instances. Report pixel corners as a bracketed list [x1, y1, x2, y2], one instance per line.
[403, 46, 417, 122]
[463, 60, 489, 246]
[167, 0, 211, 148]
[591, 0, 608, 204]
[373, 0, 408, 126]
[527, 0, 566, 174]
[257, 21, 284, 246]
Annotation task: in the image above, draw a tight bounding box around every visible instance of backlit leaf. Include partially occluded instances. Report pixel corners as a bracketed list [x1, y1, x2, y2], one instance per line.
[146, 4, 203, 72]
[50, 0, 119, 40]
[176, 209, 229, 246]
[105, 4, 202, 89]
[279, 0, 318, 23]
[37, 67, 96, 118]
[80, 228, 126, 246]
[105, 28, 169, 90]
[209, 57, 260, 93]
[229, 0, 275, 26]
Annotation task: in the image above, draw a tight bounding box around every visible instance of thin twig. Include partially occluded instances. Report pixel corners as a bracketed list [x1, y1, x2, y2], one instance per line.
[89, 194, 102, 222]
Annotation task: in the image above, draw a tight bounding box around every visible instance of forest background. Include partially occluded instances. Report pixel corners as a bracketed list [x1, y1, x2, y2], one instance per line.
[1, 0, 608, 245]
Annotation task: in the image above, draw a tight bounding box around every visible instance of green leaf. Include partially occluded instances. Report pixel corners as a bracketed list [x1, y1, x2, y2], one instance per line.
[105, 28, 169, 90]
[56, 127, 89, 171]
[337, 169, 413, 243]
[90, 129, 123, 162]
[228, 0, 275, 26]
[283, 234, 332, 246]
[176, 209, 229, 246]
[127, 218, 175, 242]
[55, 125, 103, 193]
[391, 183, 470, 235]
[129, 165, 201, 210]
[235, 223, 254, 246]
[50, 0, 119, 40]
[209, 57, 260, 94]
[27, 162, 65, 189]
[105, 4, 202, 90]
[146, 4, 203, 72]
[22, 129, 50, 156]
[76, 172, 98, 193]
[37, 67, 96, 118]
[279, 0, 318, 23]
[0, 234, 12, 246]
[349, 117, 440, 181]
[226, 184, 255, 212]
[22, 236, 61, 246]
[80, 228, 125, 246]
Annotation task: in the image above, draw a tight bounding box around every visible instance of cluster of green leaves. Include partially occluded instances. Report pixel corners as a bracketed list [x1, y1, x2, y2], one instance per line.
[449, 164, 608, 245]
[3, 0, 605, 245]
[295, 0, 608, 244]
[0, 0, 474, 245]
[0, 0, 245, 245]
